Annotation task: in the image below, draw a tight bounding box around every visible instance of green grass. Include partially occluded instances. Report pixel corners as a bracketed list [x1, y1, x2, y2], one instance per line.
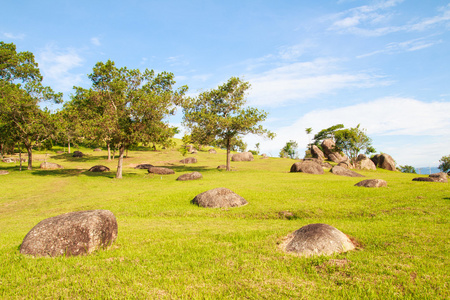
[1, 145, 449, 299]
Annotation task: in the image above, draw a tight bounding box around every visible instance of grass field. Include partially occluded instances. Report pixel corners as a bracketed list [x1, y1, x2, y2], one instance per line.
[0, 143, 449, 299]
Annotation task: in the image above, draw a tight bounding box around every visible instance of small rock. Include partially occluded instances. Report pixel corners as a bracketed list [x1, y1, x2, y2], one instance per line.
[148, 167, 175, 175]
[180, 157, 197, 164]
[192, 187, 248, 208]
[73, 151, 83, 158]
[40, 162, 64, 170]
[134, 164, 154, 169]
[0, 170, 9, 175]
[177, 172, 203, 181]
[88, 165, 110, 172]
[354, 179, 387, 188]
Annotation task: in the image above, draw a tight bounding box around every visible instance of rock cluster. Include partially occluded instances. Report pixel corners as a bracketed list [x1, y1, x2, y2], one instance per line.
[412, 172, 448, 183]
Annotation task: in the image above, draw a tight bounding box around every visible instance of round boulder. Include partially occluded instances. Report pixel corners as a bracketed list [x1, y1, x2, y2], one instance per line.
[330, 166, 364, 177]
[180, 157, 197, 164]
[0, 170, 9, 175]
[20, 210, 118, 257]
[177, 171, 203, 181]
[135, 163, 154, 169]
[40, 162, 64, 170]
[208, 148, 217, 154]
[73, 151, 84, 158]
[354, 154, 376, 170]
[290, 160, 324, 174]
[93, 148, 102, 152]
[192, 187, 248, 208]
[354, 179, 387, 188]
[88, 165, 110, 172]
[371, 153, 396, 171]
[283, 223, 355, 257]
[148, 167, 175, 175]
[231, 152, 254, 162]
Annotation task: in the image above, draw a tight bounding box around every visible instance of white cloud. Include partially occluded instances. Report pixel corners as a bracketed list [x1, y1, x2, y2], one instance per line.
[37, 45, 85, 93]
[246, 58, 390, 107]
[3, 32, 25, 40]
[246, 97, 450, 166]
[90, 37, 101, 46]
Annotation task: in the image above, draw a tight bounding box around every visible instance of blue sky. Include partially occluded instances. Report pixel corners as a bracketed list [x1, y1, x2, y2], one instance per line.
[2, 0, 450, 167]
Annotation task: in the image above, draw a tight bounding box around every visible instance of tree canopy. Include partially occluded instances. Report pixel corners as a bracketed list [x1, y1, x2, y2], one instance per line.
[279, 140, 298, 159]
[68, 60, 187, 178]
[438, 155, 450, 173]
[182, 77, 274, 171]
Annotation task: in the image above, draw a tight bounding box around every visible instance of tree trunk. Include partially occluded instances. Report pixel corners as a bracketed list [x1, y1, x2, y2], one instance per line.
[0, 143, 3, 160]
[115, 144, 126, 179]
[226, 138, 231, 171]
[107, 143, 111, 161]
[26, 146, 33, 170]
[68, 140, 71, 154]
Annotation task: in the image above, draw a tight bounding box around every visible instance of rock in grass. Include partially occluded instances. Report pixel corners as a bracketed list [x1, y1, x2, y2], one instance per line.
[134, 163, 154, 169]
[231, 152, 254, 162]
[40, 162, 64, 169]
[283, 223, 355, 257]
[20, 210, 118, 257]
[290, 160, 324, 174]
[354, 179, 387, 188]
[148, 167, 175, 175]
[177, 172, 202, 181]
[413, 172, 448, 183]
[209, 148, 217, 154]
[0, 170, 9, 175]
[73, 151, 84, 157]
[371, 153, 396, 171]
[354, 154, 376, 170]
[192, 187, 248, 208]
[88, 165, 110, 172]
[330, 166, 364, 177]
[180, 157, 197, 164]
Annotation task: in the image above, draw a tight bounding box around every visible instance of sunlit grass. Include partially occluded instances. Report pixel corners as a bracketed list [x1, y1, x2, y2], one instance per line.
[0, 144, 449, 299]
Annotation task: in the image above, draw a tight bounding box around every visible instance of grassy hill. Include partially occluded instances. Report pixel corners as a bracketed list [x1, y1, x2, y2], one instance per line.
[1, 143, 449, 299]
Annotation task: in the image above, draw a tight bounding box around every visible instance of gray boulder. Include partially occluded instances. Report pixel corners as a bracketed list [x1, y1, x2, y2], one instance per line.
[231, 152, 254, 162]
[134, 164, 154, 169]
[40, 162, 64, 170]
[88, 165, 110, 172]
[180, 157, 197, 164]
[290, 160, 324, 174]
[371, 154, 396, 171]
[310, 145, 325, 161]
[177, 171, 203, 181]
[20, 210, 118, 257]
[355, 179, 388, 188]
[321, 139, 346, 163]
[354, 154, 376, 170]
[413, 172, 448, 183]
[330, 166, 364, 177]
[283, 223, 355, 257]
[148, 167, 175, 175]
[192, 187, 248, 208]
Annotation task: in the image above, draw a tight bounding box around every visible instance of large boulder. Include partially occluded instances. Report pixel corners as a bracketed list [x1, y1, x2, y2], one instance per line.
[134, 163, 154, 169]
[337, 159, 354, 169]
[290, 160, 324, 174]
[321, 139, 346, 163]
[0, 170, 9, 175]
[354, 179, 388, 188]
[148, 167, 175, 175]
[180, 157, 197, 164]
[413, 172, 448, 183]
[192, 187, 248, 208]
[20, 210, 118, 257]
[304, 158, 332, 169]
[231, 152, 254, 162]
[283, 223, 355, 257]
[371, 154, 396, 171]
[354, 154, 376, 170]
[88, 165, 110, 172]
[40, 162, 64, 170]
[310, 145, 325, 161]
[177, 172, 203, 181]
[330, 166, 364, 177]
[72, 151, 84, 158]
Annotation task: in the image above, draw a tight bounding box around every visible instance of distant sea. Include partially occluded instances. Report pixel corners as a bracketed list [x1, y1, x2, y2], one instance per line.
[415, 167, 441, 175]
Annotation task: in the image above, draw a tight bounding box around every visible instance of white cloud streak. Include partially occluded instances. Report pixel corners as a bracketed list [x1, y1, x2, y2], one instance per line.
[3, 32, 26, 40]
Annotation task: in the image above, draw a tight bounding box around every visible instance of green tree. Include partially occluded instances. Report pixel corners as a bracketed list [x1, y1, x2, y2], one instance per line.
[69, 60, 187, 178]
[312, 124, 344, 145]
[333, 124, 375, 160]
[438, 155, 450, 173]
[279, 140, 298, 159]
[0, 42, 61, 170]
[182, 77, 274, 171]
[399, 165, 417, 174]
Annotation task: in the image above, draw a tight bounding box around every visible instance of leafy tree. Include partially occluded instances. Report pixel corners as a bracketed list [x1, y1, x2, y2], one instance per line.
[312, 124, 344, 145]
[334, 124, 375, 160]
[438, 155, 450, 173]
[0, 42, 61, 170]
[399, 165, 417, 174]
[279, 140, 298, 159]
[69, 60, 187, 178]
[182, 77, 274, 171]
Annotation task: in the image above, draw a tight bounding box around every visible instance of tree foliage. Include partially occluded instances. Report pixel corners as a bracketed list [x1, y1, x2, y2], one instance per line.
[279, 140, 298, 159]
[399, 165, 417, 174]
[182, 77, 274, 171]
[438, 155, 450, 173]
[68, 60, 187, 178]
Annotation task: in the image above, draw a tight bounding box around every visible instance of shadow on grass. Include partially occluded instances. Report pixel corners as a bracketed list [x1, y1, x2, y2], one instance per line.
[50, 153, 109, 163]
[444, 197, 450, 200]
[30, 168, 116, 178]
